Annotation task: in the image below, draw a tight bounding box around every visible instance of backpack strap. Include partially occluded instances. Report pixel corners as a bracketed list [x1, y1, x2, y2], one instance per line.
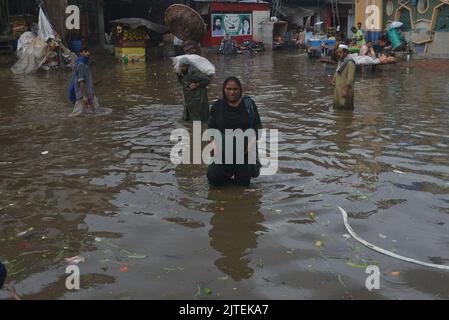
[243, 96, 255, 129]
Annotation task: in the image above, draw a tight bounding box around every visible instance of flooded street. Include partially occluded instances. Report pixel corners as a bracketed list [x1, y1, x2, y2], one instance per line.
[1, 51, 449, 300]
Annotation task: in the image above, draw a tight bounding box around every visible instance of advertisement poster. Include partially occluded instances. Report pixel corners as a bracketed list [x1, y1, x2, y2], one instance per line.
[211, 13, 252, 37]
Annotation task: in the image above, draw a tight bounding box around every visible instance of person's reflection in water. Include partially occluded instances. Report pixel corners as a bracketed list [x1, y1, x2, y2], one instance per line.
[207, 187, 266, 281]
[332, 109, 355, 153]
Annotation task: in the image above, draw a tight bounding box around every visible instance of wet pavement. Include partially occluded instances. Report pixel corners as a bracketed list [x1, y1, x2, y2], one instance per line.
[0, 51, 449, 299]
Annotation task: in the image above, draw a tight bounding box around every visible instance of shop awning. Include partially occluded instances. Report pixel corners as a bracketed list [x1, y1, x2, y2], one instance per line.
[279, 4, 315, 24]
[109, 18, 168, 33]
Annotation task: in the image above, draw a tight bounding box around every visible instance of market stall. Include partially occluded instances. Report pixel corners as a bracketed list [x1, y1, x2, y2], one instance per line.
[110, 18, 167, 63]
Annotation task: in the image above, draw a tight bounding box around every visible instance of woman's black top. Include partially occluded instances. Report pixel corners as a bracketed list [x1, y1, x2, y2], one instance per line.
[208, 98, 262, 165]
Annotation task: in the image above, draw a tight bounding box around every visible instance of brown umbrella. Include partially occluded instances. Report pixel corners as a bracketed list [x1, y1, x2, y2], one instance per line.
[165, 4, 206, 42]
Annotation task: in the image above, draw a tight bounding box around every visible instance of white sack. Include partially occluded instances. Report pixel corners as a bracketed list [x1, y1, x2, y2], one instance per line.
[172, 54, 216, 76]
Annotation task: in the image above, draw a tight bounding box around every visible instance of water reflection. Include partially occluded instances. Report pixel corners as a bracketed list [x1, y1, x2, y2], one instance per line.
[207, 188, 266, 281]
[331, 110, 354, 153]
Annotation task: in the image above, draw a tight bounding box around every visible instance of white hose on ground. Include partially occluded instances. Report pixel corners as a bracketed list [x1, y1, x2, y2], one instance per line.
[338, 206, 449, 270]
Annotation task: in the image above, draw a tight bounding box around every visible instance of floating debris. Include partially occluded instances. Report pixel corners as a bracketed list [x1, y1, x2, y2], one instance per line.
[256, 258, 264, 268]
[65, 256, 85, 265]
[120, 266, 129, 273]
[127, 254, 147, 260]
[17, 227, 34, 237]
[339, 206, 449, 270]
[203, 287, 212, 295]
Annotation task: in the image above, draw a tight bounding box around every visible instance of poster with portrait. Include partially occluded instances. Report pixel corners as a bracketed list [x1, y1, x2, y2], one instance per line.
[238, 14, 252, 36]
[211, 14, 252, 37]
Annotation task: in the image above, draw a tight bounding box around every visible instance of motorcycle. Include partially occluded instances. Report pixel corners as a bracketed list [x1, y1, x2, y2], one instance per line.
[219, 39, 264, 55]
[242, 40, 265, 53]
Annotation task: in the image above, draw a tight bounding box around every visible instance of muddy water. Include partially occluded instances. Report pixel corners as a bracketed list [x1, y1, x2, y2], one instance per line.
[1, 52, 449, 300]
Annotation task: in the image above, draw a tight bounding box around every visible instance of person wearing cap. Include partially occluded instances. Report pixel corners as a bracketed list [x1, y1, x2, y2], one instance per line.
[176, 56, 210, 122]
[332, 44, 356, 109]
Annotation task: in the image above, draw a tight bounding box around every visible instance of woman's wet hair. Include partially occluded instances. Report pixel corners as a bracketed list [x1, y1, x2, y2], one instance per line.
[223, 76, 243, 100]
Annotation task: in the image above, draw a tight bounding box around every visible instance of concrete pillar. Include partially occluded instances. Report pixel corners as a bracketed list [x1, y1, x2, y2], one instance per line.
[97, 0, 105, 47]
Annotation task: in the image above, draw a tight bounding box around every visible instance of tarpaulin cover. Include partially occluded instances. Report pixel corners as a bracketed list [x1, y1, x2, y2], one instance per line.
[109, 18, 168, 34]
[38, 8, 56, 42]
[11, 35, 48, 74]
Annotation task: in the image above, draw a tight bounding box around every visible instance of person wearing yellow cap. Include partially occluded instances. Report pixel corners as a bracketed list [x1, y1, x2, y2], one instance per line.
[331, 44, 356, 109]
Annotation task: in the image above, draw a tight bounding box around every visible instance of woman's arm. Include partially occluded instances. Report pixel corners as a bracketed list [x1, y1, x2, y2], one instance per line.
[245, 100, 262, 155]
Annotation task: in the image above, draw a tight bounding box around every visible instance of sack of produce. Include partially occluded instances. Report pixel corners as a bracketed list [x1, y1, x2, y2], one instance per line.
[172, 54, 216, 76]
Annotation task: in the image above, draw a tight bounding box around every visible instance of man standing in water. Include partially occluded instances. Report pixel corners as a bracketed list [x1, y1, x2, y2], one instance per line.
[177, 57, 210, 122]
[69, 47, 100, 117]
[332, 44, 356, 109]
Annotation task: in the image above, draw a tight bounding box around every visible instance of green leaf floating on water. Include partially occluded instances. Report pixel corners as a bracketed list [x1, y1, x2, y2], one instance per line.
[203, 287, 212, 295]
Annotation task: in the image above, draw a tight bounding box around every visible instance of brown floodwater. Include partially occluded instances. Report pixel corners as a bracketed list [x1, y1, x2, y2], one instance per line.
[1, 51, 449, 300]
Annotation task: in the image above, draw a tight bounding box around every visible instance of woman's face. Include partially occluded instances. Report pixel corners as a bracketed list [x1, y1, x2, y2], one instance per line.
[243, 20, 250, 29]
[224, 81, 242, 103]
